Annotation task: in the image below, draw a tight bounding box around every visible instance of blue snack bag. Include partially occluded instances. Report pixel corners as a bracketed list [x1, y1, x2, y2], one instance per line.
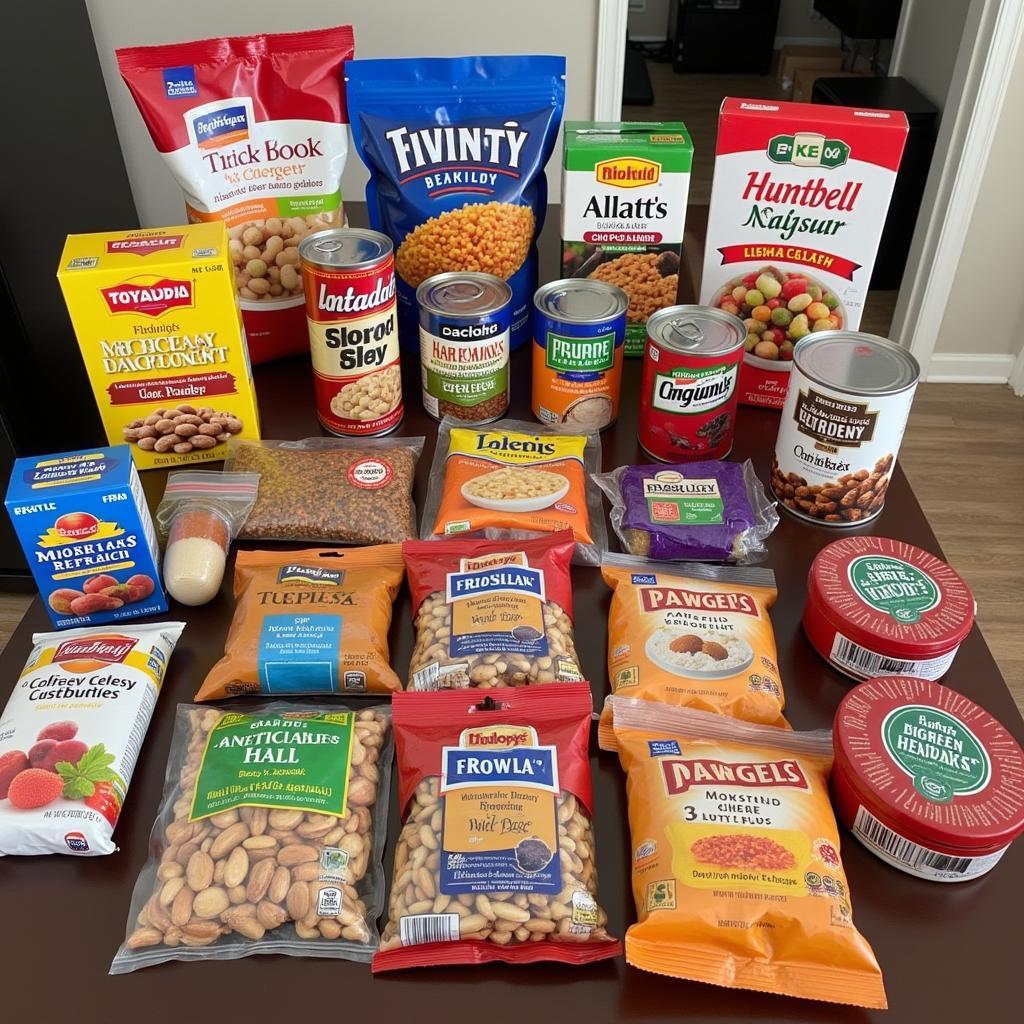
[346, 56, 566, 351]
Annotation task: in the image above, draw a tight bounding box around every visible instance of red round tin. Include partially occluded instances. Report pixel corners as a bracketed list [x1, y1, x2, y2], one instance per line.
[804, 536, 974, 682]
[833, 675, 1024, 882]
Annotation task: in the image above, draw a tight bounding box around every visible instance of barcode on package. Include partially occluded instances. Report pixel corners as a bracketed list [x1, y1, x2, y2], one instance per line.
[830, 633, 956, 680]
[852, 806, 1001, 880]
[399, 912, 460, 946]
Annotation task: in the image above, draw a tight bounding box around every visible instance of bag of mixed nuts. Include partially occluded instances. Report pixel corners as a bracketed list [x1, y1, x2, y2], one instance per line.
[226, 436, 424, 545]
[373, 686, 619, 971]
[194, 546, 404, 701]
[402, 532, 583, 690]
[111, 701, 393, 972]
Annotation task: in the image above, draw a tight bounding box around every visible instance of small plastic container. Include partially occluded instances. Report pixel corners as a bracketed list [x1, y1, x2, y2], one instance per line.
[833, 675, 1024, 882]
[156, 472, 259, 606]
[804, 536, 974, 682]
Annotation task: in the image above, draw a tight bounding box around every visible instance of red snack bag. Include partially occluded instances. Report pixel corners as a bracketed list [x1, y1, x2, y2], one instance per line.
[372, 686, 620, 971]
[116, 26, 355, 363]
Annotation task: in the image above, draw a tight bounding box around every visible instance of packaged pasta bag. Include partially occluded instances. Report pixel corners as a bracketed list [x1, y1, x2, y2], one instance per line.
[598, 554, 786, 748]
[422, 417, 606, 565]
[195, 546, 403, 701]
[346, 56, 566, 350]
[111, 701, 393, 971]
[610, 697, 886, 1009]
[403, 532, 583, 690]
[373, 686, 620, 971]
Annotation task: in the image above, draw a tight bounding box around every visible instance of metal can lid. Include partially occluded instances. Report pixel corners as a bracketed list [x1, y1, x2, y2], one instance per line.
[298, 228, 392, 269]
[646, 305, 746, 356]
[417, 272, 512, 318]
[533, 279, 628, 324]
[793, 331, 920, 396]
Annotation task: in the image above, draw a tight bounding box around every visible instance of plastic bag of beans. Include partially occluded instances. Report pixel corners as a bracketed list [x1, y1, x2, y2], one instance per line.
[421, 417, 606, 566]
[225, 437, 423, 544]
[111, 701, 393, 971]
[402, 531, 583, 690]
[372, 686, 620, 972]
[194, 546, 404, 701]
[610, 697, 886, 1008]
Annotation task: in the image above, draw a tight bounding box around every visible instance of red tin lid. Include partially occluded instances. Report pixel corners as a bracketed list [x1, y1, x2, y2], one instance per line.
[807, 536, 975, 662]
[834, 676, 1024, 855]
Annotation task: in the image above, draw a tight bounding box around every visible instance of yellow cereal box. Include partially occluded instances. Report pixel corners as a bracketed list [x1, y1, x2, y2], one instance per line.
[57, 223, 260, 470]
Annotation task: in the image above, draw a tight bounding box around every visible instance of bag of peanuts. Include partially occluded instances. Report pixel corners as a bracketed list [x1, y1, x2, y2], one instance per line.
[610, 697, 886, 1008]
[116, 26, 354, 364]
[422, 417, 606, 565]
[226, 436, 423, 544]
[346, 56, 565, 351]
[598, 555, 787, 748]
[111, 701, 393, 971]
[373, 686, 620, 971]
[194, 547, 404, 701]
[402, 531, 583, 690]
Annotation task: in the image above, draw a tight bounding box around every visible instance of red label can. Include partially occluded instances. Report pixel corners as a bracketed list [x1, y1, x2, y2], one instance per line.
[298, 228, 402, 437]
[638, 305, 745, 461]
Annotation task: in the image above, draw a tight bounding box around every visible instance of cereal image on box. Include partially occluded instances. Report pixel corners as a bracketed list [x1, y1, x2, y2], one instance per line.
[346, 56, 565, 351]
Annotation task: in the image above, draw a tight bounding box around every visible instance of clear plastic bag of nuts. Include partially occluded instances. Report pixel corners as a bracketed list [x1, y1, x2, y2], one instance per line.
[372, 687, 620, 972]
[110, 701, 393, 972]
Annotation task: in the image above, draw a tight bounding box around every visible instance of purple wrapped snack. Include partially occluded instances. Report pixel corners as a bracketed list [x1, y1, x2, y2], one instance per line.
[595, 460, 778, 563]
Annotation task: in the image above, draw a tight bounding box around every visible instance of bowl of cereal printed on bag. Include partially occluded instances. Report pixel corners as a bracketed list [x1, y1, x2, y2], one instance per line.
[645, 628, 755, 680]
[460, 467, 571, 513]
[713, 266, 845, 366]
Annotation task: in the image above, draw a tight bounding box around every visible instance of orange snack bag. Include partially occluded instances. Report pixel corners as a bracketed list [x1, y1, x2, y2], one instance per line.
[598, 555, 786, 748]
[422, 418, 606, 565]
[195, 546, 403, 700]
[610, 696, 886, 1009]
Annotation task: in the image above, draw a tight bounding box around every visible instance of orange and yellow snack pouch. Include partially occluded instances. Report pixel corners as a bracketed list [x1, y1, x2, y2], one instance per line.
[598, 555, 786, 748]
[195, 546, 404, 700]
[611, 697, 886, 1009]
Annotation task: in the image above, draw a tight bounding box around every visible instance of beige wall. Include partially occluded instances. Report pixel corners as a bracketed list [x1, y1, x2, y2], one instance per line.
[776, 0, 840, 44]
[935, 28, 1024, 356]
[894, 0, 972, 110]
[86, 0, 602, 226]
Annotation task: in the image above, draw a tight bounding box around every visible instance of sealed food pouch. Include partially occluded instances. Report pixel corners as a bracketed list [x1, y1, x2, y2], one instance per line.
[195, 546, 403, 701]
[403, 531, 583, 690]
[156, 471, 260, 606]
[346, 55, 565, 351]
[111, 701, 393, 971]
[116, 26, 354, 363]
[373, 686, 620, 971]
[598, 555, 786, 747]
[0, 622, 185, 856]
[610, 697, 886, 1009]
[422, 417, 606, 565]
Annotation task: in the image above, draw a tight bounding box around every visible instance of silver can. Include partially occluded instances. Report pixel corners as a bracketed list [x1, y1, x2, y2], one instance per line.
[770, 331, 920, 526]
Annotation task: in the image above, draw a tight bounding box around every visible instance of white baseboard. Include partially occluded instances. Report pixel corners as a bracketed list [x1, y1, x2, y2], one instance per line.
[924, 352, 1016, 384]
[775, 35, 842, 49]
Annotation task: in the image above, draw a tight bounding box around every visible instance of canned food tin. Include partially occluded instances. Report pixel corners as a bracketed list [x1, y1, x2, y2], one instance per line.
[637, 305, 745, 461]
[531, 279, 627, 431]
[417, 272, 512, 423]
[298, 228, 402, 437]
[770, 331, 919, 526]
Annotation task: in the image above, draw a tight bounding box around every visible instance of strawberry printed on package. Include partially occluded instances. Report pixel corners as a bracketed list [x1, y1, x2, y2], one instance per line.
[701, 98, 908, 408]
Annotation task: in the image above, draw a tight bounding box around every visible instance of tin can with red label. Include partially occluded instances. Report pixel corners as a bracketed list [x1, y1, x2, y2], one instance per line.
[638, 305, 745, 462]
[299, 228, 402, 436]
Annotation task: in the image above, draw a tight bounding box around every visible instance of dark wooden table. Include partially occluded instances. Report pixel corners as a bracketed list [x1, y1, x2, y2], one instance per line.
[2, 209, 1021, 1023]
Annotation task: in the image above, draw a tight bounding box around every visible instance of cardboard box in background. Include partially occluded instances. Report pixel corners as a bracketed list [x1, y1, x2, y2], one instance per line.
[793, 69, 868, 104]
[776, 45, 842, 96]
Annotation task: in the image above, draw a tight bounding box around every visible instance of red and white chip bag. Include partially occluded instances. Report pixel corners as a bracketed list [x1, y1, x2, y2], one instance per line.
[373, 686, 620, 971]
[116, 26, 355, 363]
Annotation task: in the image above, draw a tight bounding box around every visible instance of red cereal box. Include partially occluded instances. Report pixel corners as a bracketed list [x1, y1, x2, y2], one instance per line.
[700, 98, 907, 409]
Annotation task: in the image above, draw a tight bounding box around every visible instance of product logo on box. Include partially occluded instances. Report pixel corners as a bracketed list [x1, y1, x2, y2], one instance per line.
[595, 156, 660, 188]
[64, 831, 90, 853]
[459, 724, 539, 749]
[106, 235, 184, 256]
[53, 512, 100, 540]
[162, 65, 198, 99]
[53, 635, 139, 667]
[100, 276, 194, 318]
[768, 132, 850, 169]
[661, 757, 809, 795]
[192, 104, 250, 150]
[277, 564, 344, 586]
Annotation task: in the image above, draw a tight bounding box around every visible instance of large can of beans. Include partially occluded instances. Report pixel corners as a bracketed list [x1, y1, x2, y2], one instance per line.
[770, 331, 920, 526]
[417, 272, 512, 422]
[638, 305, 745, 461]
[531, 279, 628, 431]
[298, 228, 402, 436]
